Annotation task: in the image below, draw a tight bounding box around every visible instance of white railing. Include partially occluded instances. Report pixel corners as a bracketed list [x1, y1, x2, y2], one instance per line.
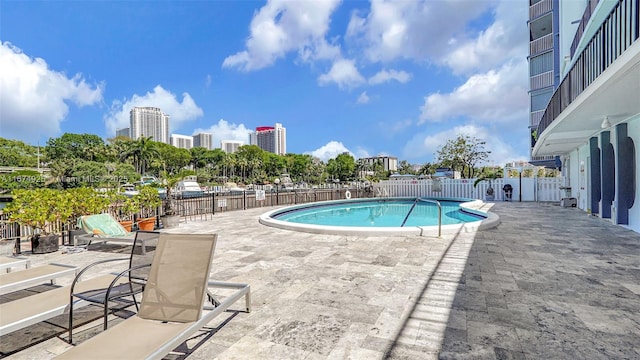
[530, 34, 553, 56]
[530, 0, 552, 19]
[530, 71, 554, 91]
[377, 178, 564, 202]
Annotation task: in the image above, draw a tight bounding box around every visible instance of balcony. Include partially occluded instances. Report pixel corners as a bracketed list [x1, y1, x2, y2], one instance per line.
[530, 34, 553, 56]
[570, 0, 601, 58]
[530, 71, 554, 91]
[534, 0, 640, 156]
[530, 0, 552, 20]
[530, 110, 545, 127]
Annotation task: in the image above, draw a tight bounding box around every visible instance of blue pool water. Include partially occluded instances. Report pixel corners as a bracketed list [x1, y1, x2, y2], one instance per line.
[273, 198, 484, 227]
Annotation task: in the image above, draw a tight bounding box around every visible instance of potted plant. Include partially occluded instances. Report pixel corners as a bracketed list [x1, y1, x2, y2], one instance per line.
[473, 169, 502, 201]
[4, 189, 72, 254]
[134, 185, 161, 231]
[160, 170, 194, 228]
[66, 187, 112, 244]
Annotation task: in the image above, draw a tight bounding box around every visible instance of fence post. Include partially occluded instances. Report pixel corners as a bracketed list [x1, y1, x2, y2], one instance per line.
[212, 192, 216, 215]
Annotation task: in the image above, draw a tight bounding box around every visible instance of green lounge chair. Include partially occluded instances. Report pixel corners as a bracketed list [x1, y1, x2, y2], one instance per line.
[75, 213, 136, 247]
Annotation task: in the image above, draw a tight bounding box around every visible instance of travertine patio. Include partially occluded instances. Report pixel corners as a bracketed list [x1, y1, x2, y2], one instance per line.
[1, 202, 639, 359]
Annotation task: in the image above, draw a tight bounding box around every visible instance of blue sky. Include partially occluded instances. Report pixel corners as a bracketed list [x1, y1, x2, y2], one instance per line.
[0, 0, 530, 164]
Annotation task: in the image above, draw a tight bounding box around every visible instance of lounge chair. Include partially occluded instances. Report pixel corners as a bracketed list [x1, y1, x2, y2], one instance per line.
[0, 256, 31, 273]
[0, 263, 77, 295]
[68, 231, 159, 343]
[75, 213, 138, 248]
[57, 233, 251, 359]
[0, 274, 128, 336]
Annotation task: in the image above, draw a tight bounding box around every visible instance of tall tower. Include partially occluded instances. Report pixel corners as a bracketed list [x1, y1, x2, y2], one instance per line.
[527, 0, 559, 165]
[251, 123, 286, 155]
[193, 133, 213, 150]
[129, 107, 170, 144]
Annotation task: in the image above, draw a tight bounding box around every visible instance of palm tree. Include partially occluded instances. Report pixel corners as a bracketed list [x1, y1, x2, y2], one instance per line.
[121, 136, 159, 175]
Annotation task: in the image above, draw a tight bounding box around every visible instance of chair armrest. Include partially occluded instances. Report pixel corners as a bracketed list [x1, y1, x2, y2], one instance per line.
[70, 258, 129, 294]
[104, 263, 152, 301]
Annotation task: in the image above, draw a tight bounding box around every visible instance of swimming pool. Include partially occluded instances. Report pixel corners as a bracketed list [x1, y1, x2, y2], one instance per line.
[259, 197, 500, 237]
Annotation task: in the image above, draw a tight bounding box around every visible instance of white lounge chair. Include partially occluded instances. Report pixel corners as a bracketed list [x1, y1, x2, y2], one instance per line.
[0, 256, 31, 273]
[0, 274, 128, 336]
[57, 233, 251, 360]
[0, 263, 77, 295]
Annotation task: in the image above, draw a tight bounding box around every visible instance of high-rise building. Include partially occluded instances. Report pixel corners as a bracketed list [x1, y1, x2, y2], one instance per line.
[170, 134, 193, 149]
[116, 127, 130, 138]
[249, 123, 286, 155]
[193, 132, 213, 150]
[529, 0, 639, 232]
[129, 107, 170, 144]
[220, 140, 244, 153]
[359, 156, 398, 172]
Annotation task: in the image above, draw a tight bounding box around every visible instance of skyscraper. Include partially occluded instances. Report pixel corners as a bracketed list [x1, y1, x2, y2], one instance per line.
[221, 140, 244, 153]
[129, 107, 170, 144]
[116, 127, 130, 138]
[192, 132, 213, 150]
[170, 134, 193, 149]
[249, 123, 286, 155]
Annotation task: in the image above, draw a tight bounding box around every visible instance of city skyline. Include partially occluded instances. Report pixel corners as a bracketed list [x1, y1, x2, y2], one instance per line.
[0, 1, 530, 163]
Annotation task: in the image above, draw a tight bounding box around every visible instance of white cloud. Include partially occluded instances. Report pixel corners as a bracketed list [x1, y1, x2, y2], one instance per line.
[403, 124, 528, 165]
[346, 0, 492, 63]
[419, 59, 528, 125]
[0, 41, 103, 142]
[222, 0, 342, 71]
[205, 74, 212, 88]
[368, 69, 411, 85]
[318, 58, 365, 89]
[443, 0, 527, 74]
[357, 91, 370, 104]
[306, 140, 354, 161]
[193, 119, 252, 148]
[104, 85, 203, 136]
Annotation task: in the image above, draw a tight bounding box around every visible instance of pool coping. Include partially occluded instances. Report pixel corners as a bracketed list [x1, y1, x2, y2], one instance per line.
[258, 197, 500, 237]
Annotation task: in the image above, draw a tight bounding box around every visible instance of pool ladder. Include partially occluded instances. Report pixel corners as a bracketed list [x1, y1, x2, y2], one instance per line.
[401, 197, 442, 237]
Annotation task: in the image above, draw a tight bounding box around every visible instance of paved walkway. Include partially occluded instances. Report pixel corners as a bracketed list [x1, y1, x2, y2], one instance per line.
[1, 202, 639, 359]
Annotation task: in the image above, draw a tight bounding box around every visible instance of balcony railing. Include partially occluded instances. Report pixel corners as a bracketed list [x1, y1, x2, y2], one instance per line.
[570, 0, 601, 58]
[530, 33, 553, 56]
[530, 71, 554, 91]
[530, 110, 545, 127]
[530, 0, 553, 20]
[537, 0, 639, 137]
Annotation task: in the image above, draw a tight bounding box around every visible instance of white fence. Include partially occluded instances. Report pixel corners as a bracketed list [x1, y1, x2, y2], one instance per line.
[377, 177, 564, 202]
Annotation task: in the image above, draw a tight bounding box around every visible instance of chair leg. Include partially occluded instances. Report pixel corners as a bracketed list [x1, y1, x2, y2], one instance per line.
[132, 294, 139, 311]
[68, 295, 74, 344]
[103, 301, 109, 330]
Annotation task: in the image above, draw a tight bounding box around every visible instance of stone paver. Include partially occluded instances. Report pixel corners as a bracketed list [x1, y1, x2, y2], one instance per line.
[1, 202, 639, 359]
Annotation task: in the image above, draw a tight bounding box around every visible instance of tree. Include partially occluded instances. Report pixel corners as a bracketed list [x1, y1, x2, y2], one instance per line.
[326, 153, 356, 182]
[418, 162, 436, 177]
[156, 142, 191, 174]
[436, 135, 490, 178]
[397, 160, 415, 175]
[45, 133, 106, 163]
[189, 146, 209, 170]
[0, 138, 39, 167]
[120, 136, 159, 174]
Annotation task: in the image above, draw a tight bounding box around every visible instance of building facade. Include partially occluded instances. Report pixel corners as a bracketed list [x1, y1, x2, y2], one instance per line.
[193, 132, 213, 150]
[360, 156, 398, 173]
[530, 0, 639, 232]
[129, 107, 170, 144]
[115, 127, 130, 138]
[220, 140, 244, 153]
[170, 134, 193, 149]
[249, 123, 287, 155]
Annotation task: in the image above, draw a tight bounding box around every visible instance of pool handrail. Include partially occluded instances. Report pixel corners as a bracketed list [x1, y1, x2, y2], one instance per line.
[400, 198, 442, 237]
